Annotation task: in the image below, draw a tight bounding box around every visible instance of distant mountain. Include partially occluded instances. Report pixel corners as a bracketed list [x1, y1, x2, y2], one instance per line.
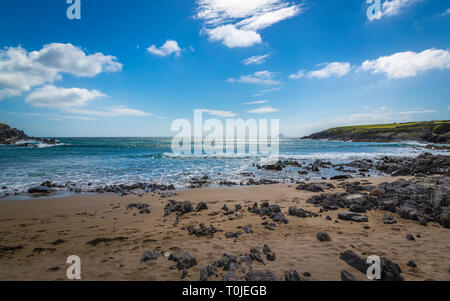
[302, 121, 450, 144]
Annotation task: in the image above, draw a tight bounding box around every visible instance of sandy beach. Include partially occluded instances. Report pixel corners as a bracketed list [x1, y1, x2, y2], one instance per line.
[0, 176, 449, 281]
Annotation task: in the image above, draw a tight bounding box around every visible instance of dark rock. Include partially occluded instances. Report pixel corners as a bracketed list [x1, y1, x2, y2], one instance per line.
[50, 239, 66, 246]
[225, 232, 242, 239]
[0, 245, 23, 254]
[382, 215, 398, 224]
[200, 264, 218, 281]
[188, 224, 218, 237]
[331, 175, 353, 180]
[341, 270, 358, 281]
[40, 181, 52, 188]
[141, 249, 160, 262]
[27, 186, 51, 194]
[86, 237, 127, 246]
[303, 272, 311, 278]
[406, 234, 415, 241]
[249, 202, 289, 224]
[288, 206, 318, 218]
[249, 248, 264, 264]
[284, 270, 300, 281]
[407, 260, 417, 268]
[195, 202, 208, 212]
[176, 252, 197, 270]
[339, 250, 370, 274]
[338, 211, 368, 223]
[164, 200, 193, 217]
[128, 203, 151, 214]
[217, 254, 239, 271]
[296, 182, 333, 192]
[379, 258, 404, 281]
[266, 253, 276, 262]
[245, 270, 279, 281]
[243, 225, 253, 233]
[317, 232, 331, 242]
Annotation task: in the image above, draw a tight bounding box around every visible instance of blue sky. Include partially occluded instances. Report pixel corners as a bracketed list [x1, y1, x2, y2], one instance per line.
[0, 0, 449, 137]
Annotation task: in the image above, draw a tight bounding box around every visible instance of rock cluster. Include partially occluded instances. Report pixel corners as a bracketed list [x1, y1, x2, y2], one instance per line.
[164, 200, 193, 217]
[340, 250, 404, 281]
[187, 224, 218, 237]
[288, 206, 318, 218]
[296, 182, 335, 192]
[127, 203, 151, 214]
[248, 202, 289, 224]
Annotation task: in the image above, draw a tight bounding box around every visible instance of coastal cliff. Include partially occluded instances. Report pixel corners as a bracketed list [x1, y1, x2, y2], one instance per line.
[0, 123, 55, 146]
[302, 121, 450, 144]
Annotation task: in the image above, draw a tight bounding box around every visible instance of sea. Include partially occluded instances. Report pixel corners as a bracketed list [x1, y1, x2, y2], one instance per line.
[0, 137, 447, 198]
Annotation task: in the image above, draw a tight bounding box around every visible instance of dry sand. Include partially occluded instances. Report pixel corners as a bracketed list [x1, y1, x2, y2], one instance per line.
[0, 176, 449, 281]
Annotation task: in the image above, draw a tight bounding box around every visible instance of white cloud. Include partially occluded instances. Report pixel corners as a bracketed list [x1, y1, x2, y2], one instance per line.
[253, 87, 282, 97]
[361, 48, 450, 79]
[247, 106, 279, 114]
[205, 25, 262, 48]
[308, 62, 351, 79]
[26, 85, 151, 117]
[26, 85, 106, 110]
[382, 0, 420, 17]
[197, 109, 236, 118]
[147, 40, 182, 57]
[242, 54, 269, 65]
[397, 109, 436, 115]
[290, 62, 351, 79]
[195, 0, 304, 48]
[442, 8, 450, 16]
[237, 5, 301, 31]
[289, 70, 306, 79]
[243, 100, 269, 105]
[228, 70, 281, 85]
[0, 43, 122, 100]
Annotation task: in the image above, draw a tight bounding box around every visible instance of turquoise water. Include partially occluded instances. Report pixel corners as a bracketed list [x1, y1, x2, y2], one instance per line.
[0, 137, 444, 195]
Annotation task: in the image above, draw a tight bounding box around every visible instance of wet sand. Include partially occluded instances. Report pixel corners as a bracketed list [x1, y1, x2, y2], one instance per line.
[0, 176, 449, 281]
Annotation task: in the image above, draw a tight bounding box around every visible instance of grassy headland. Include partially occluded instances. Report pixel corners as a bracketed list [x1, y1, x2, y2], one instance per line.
[303, 121, 450, 144]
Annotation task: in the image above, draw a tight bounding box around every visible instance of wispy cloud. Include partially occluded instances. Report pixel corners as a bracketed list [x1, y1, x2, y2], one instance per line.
[147, 40, 182, 57]
[442, 8, 450, 17]
[243, 100, 269, 105]
[253, 87, 282, 97]
[290, 62, 351, 79]
[195, 0, 304, 48]
[197, 109, 236, 118]
[242, 54, 269, 65]
[228, 71, 281, 85]
[382, 0, 420, 17]
[361, 48, 450, 79]
[247, 106, 279, 114]
[369, 0, 421, 21]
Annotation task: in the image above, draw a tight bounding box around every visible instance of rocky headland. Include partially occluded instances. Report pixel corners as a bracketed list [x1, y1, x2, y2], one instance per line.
[0, 123, 56, 146]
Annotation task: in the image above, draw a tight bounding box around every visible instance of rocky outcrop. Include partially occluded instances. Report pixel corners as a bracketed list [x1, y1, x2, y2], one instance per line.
[0, 123, 27, 144]
[0, 123, 56, 146]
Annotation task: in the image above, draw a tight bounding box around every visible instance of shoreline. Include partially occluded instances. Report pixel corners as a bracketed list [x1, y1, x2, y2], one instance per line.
[0, 175, 449, 281]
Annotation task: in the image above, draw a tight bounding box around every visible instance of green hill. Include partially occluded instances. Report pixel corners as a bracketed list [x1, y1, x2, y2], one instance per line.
[303, 121, 450, 144]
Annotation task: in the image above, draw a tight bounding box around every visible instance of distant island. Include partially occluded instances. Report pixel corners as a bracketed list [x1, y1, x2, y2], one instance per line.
[0, 123, 56, 146]
[303, 121, 450, 144]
